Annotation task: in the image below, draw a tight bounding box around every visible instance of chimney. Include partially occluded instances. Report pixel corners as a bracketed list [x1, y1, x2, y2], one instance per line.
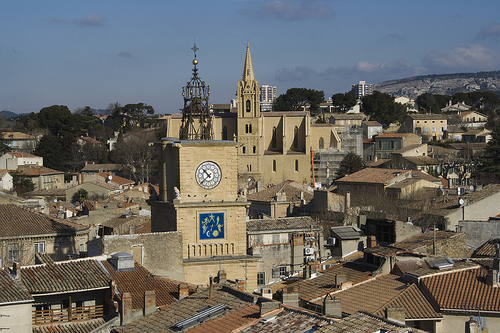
[209, 276, 214, 298]
[323, 297, 342, 318]
[217, 270, 227, 284]
[11, 262, 20, 280]
[487, 244, 500, 287]
[144, 290, 156, 316]
[261, 288, 272, 299]
[367, 235, 377, 248]
[386, 307, 405, 324]
[236, 278, 245, 291]
[121, 292, 133, 325]
[281, 286, 299, 308]
[344, 192, 351, 212]
[260, 301, 280, 317]
[335, 274, 346, 287]
[178, 283, 189, 300]
[465, 319, 479, 333]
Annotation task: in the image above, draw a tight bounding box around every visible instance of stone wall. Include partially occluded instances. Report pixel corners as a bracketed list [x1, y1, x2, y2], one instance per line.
[101, 232, 184, 281]
[459, 220, 500, 249]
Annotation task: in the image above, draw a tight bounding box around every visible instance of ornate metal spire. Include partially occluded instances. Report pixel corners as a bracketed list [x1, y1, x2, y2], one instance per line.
[180, 42, 213, 140]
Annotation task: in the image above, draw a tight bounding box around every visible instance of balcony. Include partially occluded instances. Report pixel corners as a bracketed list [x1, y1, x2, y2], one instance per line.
[32, 305, 105, 325]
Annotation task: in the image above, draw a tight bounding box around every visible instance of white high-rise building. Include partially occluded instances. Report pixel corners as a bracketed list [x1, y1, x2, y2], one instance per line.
[260, 85, 277, 111]
[350, 81, 373, 99]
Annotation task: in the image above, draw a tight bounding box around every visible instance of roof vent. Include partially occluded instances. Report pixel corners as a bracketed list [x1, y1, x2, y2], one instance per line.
[173, 304, 227, 331]
[109, 252, 135, 272]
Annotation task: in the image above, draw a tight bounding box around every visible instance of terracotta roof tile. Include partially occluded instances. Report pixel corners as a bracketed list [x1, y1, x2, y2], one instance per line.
[319, 311, 414, 333]
[0, 204, 88, 236]
[247, 216, 317, 232]
[21, 259, 111, 294]
[80, 136, 101, 144]
[247, 181, 313, 203]
[0, 269, 33, 304]
[240, 306, 332, 332]
[313, 274, 440, 320]
[186, 304, 261, 333]
[336, 168, 411, 185]
[421, 267, 500, 312]
[32, 318, 105, 333]
[473, 238, 500, 257]
[97, 172, 134, 185]
[117, 284, 276, 333]
[101, 261, 195, 309]
[279, 261, 374, 303]
[16, 165, 63, 175]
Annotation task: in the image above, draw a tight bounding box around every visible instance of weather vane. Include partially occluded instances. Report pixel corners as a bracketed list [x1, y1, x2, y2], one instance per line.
[191, 42, 199, 58]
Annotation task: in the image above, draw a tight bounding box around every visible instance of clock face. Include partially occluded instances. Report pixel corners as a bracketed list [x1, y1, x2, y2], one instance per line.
[195, 161, 221, 189]
[200, 212, 224, 240]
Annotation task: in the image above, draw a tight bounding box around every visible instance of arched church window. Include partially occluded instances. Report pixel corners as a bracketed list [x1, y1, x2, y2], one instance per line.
[319, 137, 324, 149]
[295, 159, 299, 172]
[253, 145, 257, 154]
[246, 100, 251, 113]
[293, 126, 299, 149]
[242, 146, 246, 154]
[272, 127, 277, 149]
[273, 160, 276, 172]
[222, 126, 228, 140]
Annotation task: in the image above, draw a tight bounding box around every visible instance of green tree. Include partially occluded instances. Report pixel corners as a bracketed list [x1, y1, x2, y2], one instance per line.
[361, 91, 407, 126]
[415, 93, 448, 113]
[474, 120, 500, 183]
[273, 88, 325, 115]
[34, 134, 76, 171]
[38, 105, 81, 136]
[331, 91, 357, 111]
[336, 152, 365, 179]
[72, 188, 88, 204]
[11, 171, 35, 196]
[106, 102, 155, 132]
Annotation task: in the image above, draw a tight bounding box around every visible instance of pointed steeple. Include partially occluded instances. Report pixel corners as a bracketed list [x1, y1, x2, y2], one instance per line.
[242, 42, 255, 83]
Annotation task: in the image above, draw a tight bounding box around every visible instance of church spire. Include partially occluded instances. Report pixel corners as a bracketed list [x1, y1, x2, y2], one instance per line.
[242, 42, 255, 83]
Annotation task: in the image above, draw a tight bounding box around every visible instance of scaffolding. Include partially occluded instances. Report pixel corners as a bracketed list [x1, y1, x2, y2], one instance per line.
[312, 127, 363, 187]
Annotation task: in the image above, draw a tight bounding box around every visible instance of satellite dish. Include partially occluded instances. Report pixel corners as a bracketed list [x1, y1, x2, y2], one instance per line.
[459, 198, 466, 207]
[108, 175, 113, 181]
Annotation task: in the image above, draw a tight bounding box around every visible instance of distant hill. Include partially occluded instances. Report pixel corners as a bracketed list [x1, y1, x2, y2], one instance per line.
[0, 111, 24, 120]
[374, 71, 500, 99]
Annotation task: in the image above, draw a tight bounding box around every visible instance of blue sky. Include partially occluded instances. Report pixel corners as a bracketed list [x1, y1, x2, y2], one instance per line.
[2, 0, 500, 114]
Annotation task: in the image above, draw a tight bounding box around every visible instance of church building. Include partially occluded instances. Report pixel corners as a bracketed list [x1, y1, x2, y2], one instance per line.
[162, 42, 343, 190]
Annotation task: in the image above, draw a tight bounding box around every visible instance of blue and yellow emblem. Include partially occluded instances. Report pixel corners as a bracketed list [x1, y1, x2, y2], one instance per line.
[199, 212, 224, 240]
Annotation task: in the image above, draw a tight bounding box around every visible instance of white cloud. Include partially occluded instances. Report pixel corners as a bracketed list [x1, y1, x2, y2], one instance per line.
[75, 14, 106, 27]
[422, 44, 500, 73]
[240, 0, 333, 20]
[275, 65, 317, 81]
[476, 22, 500, 41]
[118, 51, 133, 59]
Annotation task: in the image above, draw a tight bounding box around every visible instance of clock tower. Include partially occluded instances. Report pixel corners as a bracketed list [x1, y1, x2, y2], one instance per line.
[150, 46, 258, 290]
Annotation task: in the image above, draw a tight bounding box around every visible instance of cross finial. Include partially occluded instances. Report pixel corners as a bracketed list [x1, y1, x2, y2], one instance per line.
[191, 42, 199, 58]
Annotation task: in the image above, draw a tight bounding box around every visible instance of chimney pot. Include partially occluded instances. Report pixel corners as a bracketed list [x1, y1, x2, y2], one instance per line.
[217, 270, 227, 284]
[144, 290, 156, 316]
[178, 283, 189, 299]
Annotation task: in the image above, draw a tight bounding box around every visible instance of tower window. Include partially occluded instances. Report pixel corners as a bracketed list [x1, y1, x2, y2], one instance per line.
[272, 127, 277, 149]
[222, 126, 228, 140]
[242, 146, 246, 154]
[273, 160, 276, 172]
[247, 165, 252, 172]
[253, 145, 257, 154]
[295, 159, 299, 172]
[319, 137, 324, 149]
[245, 123, 252, 134]
[246, 100, 251, 113]
[293, 126, 299, 149]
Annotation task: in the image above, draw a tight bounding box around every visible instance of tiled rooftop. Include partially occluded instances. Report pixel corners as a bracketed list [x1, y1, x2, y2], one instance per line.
[408, 114, 447, 120]
[101, 261, 195, 309]
[247, 216, 316, 232]
[331, 226, 363, 240]
[402, 156, 440, 166]
[21, 259, 111, 294]
[393, 231, 461, 252]
[375, 133, 413, 138]
[32, 318, 105, 333]
[421, 266, 500, 312]
[116, 283, 278, 333]
[473, 238, 500, 257]
[16, 165, 63, 175]
[81, 163, 122, 172]
[336, 168, 411, 185]
[319, 311, 416, 333]
[186, 304, 261, 333]
[313, 274, 441, 320]
[97, 172, 134, 185]
[0, 204, 88, 236]
[240, 306, 332, 332]
[279, 261, 374, 303]
[0, 269, 33, 304]
[247, 180, 313, 203]
[4, 151, 38, 157]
